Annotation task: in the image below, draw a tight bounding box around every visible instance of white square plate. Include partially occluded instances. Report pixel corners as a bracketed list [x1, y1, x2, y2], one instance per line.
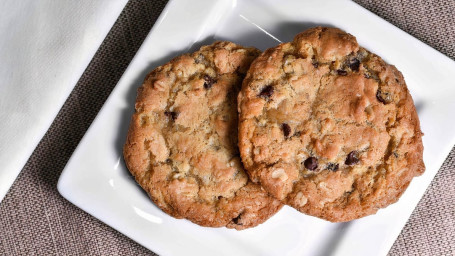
[58, 0, 455, 255]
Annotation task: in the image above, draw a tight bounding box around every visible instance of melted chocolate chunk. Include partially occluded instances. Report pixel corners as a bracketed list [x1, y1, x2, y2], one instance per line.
[282, 123, 291, 137]
[376, 90, 392, 104]
[232, 214, 243, 225]
[311, 56, 319, 68]
[258, 85, 274, 99]
[348, 58, 360, 71]
[326, 163, 339, 171]
[164, 111, 179, 121]
[304, 157, 318, 170]
[337, 69, 348, 76]
[345, 151, 360, 165]
[194, 54, 205, 64]
[203, 75, 216, 89]
[235, 70, 246, 79]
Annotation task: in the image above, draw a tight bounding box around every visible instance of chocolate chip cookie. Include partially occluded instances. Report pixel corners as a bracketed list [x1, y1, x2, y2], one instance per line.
[238, 27, 424, 222]
[123, 41, 282, 229]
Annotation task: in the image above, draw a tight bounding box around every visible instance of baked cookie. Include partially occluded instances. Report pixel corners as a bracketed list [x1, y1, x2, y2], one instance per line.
[238, 27, 424, 222]
[123, 41, 282, 230]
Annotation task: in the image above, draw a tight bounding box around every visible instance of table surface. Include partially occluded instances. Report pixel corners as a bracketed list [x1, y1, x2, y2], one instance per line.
[1, 0, 454, 255]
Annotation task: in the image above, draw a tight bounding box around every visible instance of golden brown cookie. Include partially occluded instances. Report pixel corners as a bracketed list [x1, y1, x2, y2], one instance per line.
[238, 27, 424, 222]
[123, 41, 282, 230]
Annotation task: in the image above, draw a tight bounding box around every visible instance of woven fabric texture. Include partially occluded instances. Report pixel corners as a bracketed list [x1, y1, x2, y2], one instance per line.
[0, 0, 454, 255]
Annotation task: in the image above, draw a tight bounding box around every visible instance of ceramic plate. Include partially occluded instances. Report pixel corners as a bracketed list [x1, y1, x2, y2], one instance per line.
[58, 0, 455, 255]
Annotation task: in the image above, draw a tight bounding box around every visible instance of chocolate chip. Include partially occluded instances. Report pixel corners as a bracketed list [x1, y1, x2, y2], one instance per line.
[345, 151, 360, 165]
[311, 56, 319, 68]
[258, 85, 274, 99]
[194, 54, 205, 64]
[337, 69, 348, 76]
[166, 159, 172, 164]
[232, 214, 242, 225]
[164, 111, 179, 121]
[326, 163, 339, 171]
[304, 157, 318, 170]
[203, 75, 216, 89]
[282, 123, 291, 137]
[393, 152, 399, 158]
[235, 70, 246, 79]
[376, 90, 392, 104]
[348, 58, 360, 71]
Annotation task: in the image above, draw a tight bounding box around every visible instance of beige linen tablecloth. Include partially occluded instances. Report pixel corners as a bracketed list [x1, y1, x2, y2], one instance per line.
[1, 0, 454, 255]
